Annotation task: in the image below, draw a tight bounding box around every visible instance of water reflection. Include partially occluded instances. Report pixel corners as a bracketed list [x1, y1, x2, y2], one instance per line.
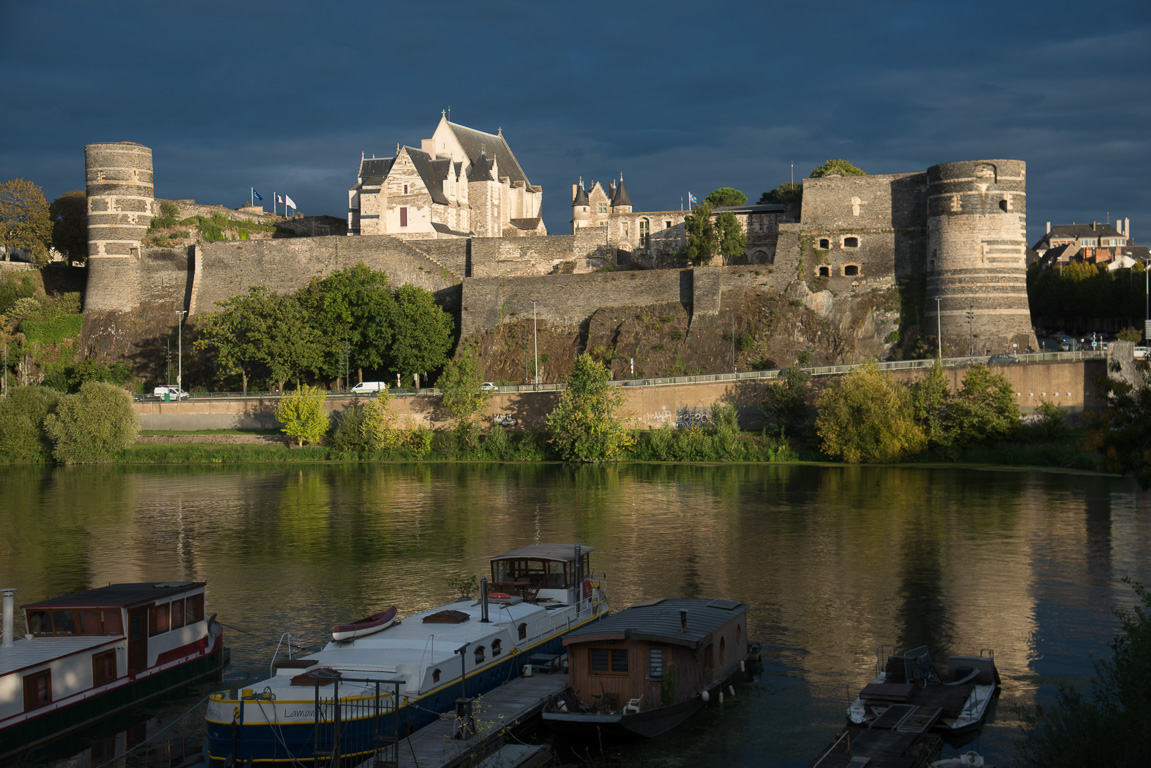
[0, 463, 1147, 766]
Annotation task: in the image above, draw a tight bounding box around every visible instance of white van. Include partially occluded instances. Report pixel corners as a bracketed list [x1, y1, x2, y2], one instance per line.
[153, 386, 189, 400]
[350, 381, 387, 395]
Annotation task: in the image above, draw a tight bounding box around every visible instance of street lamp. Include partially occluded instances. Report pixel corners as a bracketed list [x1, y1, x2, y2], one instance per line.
[176, 310, 187, 390]
[531, 299, 539, 389]
[934, 296, 942, 361]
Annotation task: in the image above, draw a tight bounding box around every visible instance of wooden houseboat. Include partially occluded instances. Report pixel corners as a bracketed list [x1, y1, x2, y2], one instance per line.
[0, 582, 226, 761]
[543, 597, 751, 738]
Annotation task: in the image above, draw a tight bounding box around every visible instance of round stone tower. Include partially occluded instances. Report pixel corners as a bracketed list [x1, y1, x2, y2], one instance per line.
[926, 159, 1036, 356]
[86, 141, 154, 257]
[572, 180, 590, 230]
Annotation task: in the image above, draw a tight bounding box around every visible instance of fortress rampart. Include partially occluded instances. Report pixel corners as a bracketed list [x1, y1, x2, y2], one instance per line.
[82, 142, 1036, 362]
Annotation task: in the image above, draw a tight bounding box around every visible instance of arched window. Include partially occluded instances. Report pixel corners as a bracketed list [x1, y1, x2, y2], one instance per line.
[999, 199, 1009, 212]
[639, 218, 650, 248]
[474, 645, 486, 664]
[843, 236, 859, 248]
[518, 623, 527, 640]
[492, 640, 502, 657]
[433, 668, 441, 683]
[818, 238, 830, 250]
[818, 266, 830, 277]
[843, 264, 860, 276]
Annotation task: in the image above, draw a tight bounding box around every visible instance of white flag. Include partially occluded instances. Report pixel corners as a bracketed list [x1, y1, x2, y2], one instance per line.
[285, 194, 296, 210]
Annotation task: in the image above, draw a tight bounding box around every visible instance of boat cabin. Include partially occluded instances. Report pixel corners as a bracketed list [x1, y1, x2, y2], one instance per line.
[0, 582, 210, 726]
[488, 543, 596, 606]
[560, 598, 748, 716]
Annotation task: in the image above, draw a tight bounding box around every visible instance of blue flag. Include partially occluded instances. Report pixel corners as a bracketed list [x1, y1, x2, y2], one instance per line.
[252, 189, 263, 201]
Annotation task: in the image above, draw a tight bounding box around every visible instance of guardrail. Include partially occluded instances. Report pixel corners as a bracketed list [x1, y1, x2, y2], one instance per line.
[143, 350, 1109, 401]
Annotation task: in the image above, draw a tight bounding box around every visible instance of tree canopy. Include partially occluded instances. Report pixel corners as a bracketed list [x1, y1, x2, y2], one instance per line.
[43, 381, 138, 463]
[704, 187, 747, 207]
[437, 346, 491, 425]
[815, 360, 925, 463]
[1, 179, 52, 266]
[682, 202, 747, 265]
[758, 181, 803, 205]
[50, 190, 87, 263]
[810, 159, 866, 178]
[546, 353, 633, 462]
[275, 384, 329, 447]
[389, 283, 454, 380]
[297, 263, 395, 382]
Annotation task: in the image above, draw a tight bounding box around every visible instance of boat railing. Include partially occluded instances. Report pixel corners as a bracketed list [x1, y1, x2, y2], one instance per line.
[269, 632, 294, 679]
[307, 675, 404, 766]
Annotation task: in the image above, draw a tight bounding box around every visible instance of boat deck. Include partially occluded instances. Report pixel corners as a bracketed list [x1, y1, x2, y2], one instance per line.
[861, 680, 974, 720]
[811, 726, 942, 768]
[0, 635, 120, 675]
[353, 672, 567, 768]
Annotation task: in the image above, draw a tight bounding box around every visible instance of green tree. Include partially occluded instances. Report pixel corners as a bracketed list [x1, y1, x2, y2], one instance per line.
[1016, 578, 1151, 767]
[360, 388, 407, 453]
[546, 353, 634, 462]
[758, 181, 803, 205]
[908, 359, 952, 452]
[682, 202, 747, 265]
[704, 187, 747, 207]
[388, 283, 453, 381]
[297, 263, 395, 383]
[275, 384, 329, 447]
[43, 381, 138, 463]
[437, 347, 491, 426]
[1, 179, 52, 266]
[1085, 359, 1151, 488]
[810, 159, 866, 178]
[815, 360, 926, 463]
[49, 190, 87, 263]
[0, 385, 60, 462]
[760, 365, 812, 440]
[947, 364, 1020, 445]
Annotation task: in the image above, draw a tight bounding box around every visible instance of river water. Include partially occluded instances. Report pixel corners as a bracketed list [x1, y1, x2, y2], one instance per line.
[2, 463, 1148, 767]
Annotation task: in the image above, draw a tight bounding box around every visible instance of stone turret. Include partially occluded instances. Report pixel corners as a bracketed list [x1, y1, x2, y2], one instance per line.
[84, 142, 154, 311]
[925, 159, 1036, 355]
[572, 180, 590, 228]
[611, 175, 632, 213]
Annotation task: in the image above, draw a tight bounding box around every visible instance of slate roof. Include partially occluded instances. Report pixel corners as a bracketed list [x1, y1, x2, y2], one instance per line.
[23, 582, 206, 609]
[405, 148, 450, 205]
[611, 178, 632, 208]
[358, 157, 395, 186]
[1033, 222, 1126, 250]
[510, 217, 542, 231]
[446, 121, 530, 185]
[467, 152, 494, 182]
[573, 183, 589, 207]
[431, 222, 472, 237]
[563, 597, 748, 648]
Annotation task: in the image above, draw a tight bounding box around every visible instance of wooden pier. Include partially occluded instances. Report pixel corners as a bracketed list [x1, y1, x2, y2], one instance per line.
[356, 673, 567, 768]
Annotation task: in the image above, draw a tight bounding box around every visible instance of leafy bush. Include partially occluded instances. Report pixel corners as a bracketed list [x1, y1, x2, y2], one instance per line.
[43, 381, 138, 464]
[21, 313, 84, 345]
[0, 386, 60, 462]
[0, 272, 39, 315]
[275, 385, 329, 447]
[329, 404, 370, 456]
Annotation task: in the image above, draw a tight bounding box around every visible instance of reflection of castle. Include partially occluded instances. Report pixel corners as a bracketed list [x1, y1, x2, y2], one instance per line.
[348, 114, 545, 240]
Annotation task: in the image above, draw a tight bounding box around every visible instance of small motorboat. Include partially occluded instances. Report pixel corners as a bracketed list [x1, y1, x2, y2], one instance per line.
[331, 606, 398, 641]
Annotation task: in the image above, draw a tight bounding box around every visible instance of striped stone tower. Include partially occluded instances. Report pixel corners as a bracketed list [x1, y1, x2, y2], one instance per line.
[926, 160, 1036, 356]
[84, 142, 154, 311]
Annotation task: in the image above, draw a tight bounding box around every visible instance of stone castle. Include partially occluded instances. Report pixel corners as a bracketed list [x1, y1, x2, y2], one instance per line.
[81, 121, 1036, 362]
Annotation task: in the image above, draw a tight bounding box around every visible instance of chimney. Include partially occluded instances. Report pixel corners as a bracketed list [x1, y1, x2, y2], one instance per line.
[1046, 221, 1051, 234]
[420, 138, 436, 160]
[572, 184, 577, 203]
[2, 589, 14, 647]
[1125, 218, 1130, 239]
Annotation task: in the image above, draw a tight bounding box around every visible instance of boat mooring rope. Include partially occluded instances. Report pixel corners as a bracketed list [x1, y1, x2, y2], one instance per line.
[92, 693, 210, 768]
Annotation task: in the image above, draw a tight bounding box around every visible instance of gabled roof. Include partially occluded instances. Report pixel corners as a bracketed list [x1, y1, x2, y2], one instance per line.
[446, 121, 530, 185]
[405, 148, 450, 205]
[467, 152, 494, 182]
[563, 597, 747, 648]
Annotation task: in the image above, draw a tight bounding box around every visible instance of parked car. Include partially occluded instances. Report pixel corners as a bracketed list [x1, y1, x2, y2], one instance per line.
[481, 382, 498, 391]
[351, 381, 388, 394]
[988, 354, 1020, 365]
[153, 385, 189, 400]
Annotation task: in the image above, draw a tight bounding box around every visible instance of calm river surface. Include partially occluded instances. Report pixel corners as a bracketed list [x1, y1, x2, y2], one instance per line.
[2, 463, 1149, 767]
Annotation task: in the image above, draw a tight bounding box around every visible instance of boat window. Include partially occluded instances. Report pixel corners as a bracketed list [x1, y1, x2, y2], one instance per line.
[518, 623, 527, 640]
[27, 610, 52, 635]
[93, 649, 117, 686]
[492, 640, 502, 657]
[80, 610, 102, 635]
[736, 624, 742, 645]
[720, 636, 727, 664]
[649, 648, 663, 678]
[103, 609, 123, 635]
[23, 670, 52, 711]
[171, 599, 186, 630]
[53, 610, 77, 635]
[186, 594, 204, 624]
[475, 645, 486, 664]
[150, 603, 170, 637]
[433, 668, 441, 683]
[590, 648, 628, 675]
[704, 644, 714, 671]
